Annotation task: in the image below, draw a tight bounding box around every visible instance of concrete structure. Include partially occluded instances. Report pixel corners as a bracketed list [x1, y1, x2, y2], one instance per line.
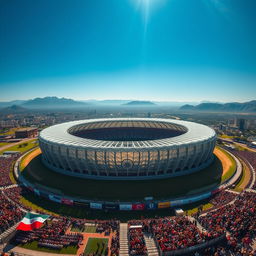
[39, 118, 216, 180]
[15, 128, 38, 138]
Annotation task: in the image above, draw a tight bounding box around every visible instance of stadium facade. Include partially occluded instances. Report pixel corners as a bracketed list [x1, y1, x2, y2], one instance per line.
[39, 118, 216, 180]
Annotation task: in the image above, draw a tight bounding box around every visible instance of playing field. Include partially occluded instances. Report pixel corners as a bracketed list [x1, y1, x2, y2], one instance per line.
[84, 238, 108, 255]
[18, 241, 77, 254]
[71, 224, 97, 233]
[20, 147, 235, 201]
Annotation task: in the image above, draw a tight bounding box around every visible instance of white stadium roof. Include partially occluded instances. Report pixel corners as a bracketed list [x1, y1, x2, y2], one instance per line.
[39, 118, 216, 150]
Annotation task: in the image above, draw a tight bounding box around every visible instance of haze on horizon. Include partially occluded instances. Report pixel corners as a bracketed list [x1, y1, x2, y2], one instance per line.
[0, 0, 256, 102]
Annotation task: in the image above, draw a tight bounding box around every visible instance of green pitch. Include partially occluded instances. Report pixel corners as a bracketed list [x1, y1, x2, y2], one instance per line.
[71, 224, 97, 233]
[84, 238, 108, 255]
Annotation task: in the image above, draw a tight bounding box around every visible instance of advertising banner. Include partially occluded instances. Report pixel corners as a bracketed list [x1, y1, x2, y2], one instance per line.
[49, 194, 62, 203]
[90, 202, 102, 209]
[73, 201, 90, 208]
[40, 191, 49, 198]
[146, 202, 157, 210]
[211, 188, 220, 195]
[33, 188, 40, 196]
[158, 201, 171, 209]
[61, 198, 73, 205]
[170, 200, 183, 207]
[119, 204, 132, 211]
[132, 203, 145, 210]
[104, 203, 119, 210]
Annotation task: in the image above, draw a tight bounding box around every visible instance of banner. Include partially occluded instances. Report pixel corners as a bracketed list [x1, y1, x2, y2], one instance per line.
[158, 201, 171, 209]
[104, 203, 119, 210]
[170, 200, 183, 207]
[61, 198, 73, 205]
[49, 194, 62, 203]
[90, 202, 102, 209]
[33, 188, 40, 196]
[132, 203, 145, 210]
[146, 202, 157, 210]
[40, 191, 49, 198]
[119, 204, 132, 211]
[73, 201, 90, 208]
[182, 192, 211, 205]
[17, 213, 49, 231]
[211, 189, 220, 195]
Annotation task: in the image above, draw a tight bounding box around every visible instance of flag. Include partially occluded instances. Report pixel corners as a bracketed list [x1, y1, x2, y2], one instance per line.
[17, 212, 49, 231]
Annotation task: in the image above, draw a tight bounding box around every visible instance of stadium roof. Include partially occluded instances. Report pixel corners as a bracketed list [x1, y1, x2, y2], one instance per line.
[39, 118, 216, 150]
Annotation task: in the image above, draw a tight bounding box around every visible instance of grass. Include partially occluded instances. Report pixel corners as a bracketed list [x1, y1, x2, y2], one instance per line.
[71, 225, 97, 233]
[232, 161, 248, 192]
[18, 241, 78, 254]
[185, 202, 213, 215]
[234, 144, 248, 151]
[0, 142, 10, 147]
[84, 238, 108, 255]
[0, 128, 19, 136]
[9, 161, 17, 184]
[21, 153, 223, 201]
[219, 135, 235, 139]
[217, 147, 237, 182]
[0, 139, 38, 155]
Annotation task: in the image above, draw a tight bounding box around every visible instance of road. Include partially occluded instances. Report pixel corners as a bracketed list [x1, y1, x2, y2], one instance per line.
[0, 137, 37, 153]
[219, 137, 256, 153]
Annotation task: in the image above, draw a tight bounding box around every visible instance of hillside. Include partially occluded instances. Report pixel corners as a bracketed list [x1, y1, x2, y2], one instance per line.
[124, 101, 156, 106]
[179, 100, 256, 112]
[21, 97, 87, 109]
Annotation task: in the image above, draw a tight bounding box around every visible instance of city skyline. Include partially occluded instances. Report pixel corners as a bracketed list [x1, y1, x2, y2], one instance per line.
[1, 0, 256, 102]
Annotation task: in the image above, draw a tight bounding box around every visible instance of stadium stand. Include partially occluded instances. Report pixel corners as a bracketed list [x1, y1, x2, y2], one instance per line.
[0, 155, 19, 187]
[0, 192, 25, 235]
[127, 221, 147, 256]
[197, 192, 256, 255]
[13, 217, 83, 251]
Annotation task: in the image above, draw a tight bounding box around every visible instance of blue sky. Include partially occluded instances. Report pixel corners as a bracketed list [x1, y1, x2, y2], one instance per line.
[0, 0, 255, 102]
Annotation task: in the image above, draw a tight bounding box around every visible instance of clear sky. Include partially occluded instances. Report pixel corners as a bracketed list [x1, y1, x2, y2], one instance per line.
[0, 0, 255, 102]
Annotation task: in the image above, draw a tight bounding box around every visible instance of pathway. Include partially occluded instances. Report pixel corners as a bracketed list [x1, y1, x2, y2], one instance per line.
[119, 223, 129, 256]
[143, 233, 159, 256]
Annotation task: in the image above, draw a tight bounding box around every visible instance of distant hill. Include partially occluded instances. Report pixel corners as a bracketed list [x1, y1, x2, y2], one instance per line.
[22, 97, 87, 109]
[179, 100, 256, 112]
[0, 100, 26, 108]
[124, 101, 156, 106]
[0, 104, 27, 113]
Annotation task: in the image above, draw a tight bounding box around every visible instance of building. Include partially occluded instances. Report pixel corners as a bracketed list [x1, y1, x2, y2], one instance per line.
[15, 128, 38, 138]
[39, 118, 216, 180]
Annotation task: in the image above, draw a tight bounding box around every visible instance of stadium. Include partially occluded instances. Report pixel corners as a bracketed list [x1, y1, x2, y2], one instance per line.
[38, 118, 217, 180]
[1, 118, 255, 256]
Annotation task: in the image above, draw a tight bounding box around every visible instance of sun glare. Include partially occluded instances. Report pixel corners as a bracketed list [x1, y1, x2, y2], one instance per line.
[132, 0, 165, 34]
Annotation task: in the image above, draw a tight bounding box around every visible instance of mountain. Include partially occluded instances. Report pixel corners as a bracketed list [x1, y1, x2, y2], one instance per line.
[0, 100, 26, 108]
[22, 97, 87, 109]
[124, 101, 156, 106]
[179, 100, 256, 112]
[82, 99, 131, 105]
[0, 104, 27, 113]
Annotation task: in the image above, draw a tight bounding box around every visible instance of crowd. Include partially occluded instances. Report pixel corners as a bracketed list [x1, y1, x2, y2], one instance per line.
[234, 150, 256, 189]
[13, 217, 83, 250]
[209, 190, 236, 208]
[149, 217, 221, 252]
[197, 192, 256, 255]
[0, 155, 19, 187]
[0, 192, 25, 235]
[127, 222, 147, 256]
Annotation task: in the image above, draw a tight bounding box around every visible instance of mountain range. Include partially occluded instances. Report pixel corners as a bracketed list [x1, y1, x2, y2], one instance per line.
[179, 100, 256, 112]
[123, 101, 156, 106]
[0, 97, 255, 112]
